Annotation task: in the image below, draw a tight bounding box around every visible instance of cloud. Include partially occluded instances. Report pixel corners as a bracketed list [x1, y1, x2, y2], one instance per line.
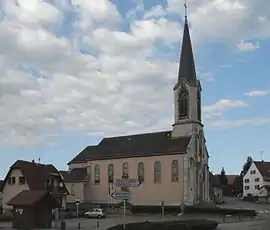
[166, 0, 270, 44]
[143, 5, 167, 19]
[0, 0, 184, 147]
[209, 117, 270, 129]
[199, 72, 215, 82]
[236, 40, 260, 52]
[203, 99, 248, 120]
[244, 90, 270, 97]
[0, 0, 269, 147]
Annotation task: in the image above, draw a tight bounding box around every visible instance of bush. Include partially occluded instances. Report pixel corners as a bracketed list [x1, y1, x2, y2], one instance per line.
[184, 206, 256, 217]
[131, 205, 180, 214]
[108, 219, 218, 230]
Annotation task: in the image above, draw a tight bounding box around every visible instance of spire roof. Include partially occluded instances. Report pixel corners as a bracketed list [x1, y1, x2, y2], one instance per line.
[177, 16, 197, 85]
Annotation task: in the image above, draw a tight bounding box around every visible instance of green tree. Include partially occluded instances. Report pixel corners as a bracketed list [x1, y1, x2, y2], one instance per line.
[219, 167, 228, 185]
[240, 156, 253, 177]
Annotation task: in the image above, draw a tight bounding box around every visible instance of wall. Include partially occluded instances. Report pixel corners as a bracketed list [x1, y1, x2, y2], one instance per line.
[65, 182, 85, 203]
[213, 187, 223, 198]
[243, 162, 263, 196]
[79, 154, 185, 206]
[68, 136, 210, 206]
[2, 169, 30, 210]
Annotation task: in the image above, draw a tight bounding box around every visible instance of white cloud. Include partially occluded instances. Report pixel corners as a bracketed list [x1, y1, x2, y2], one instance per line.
[0, 0, 269, 147]
[209, 117, 270, 129]
[203, 99, 248, 120]
[199, 72, 215, 82]
[244, 90, 270, 97]
[166, 0, 270, 43]
[2, 0, 63, 26]
[143, 5, 167, 19]
[236, 40, 260, 51]
[0, 0, 183, 147]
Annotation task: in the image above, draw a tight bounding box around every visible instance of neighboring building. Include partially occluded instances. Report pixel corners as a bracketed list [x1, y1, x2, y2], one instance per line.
[216, 174, 242, 197]
[209, 172, 223, 200]
[0, 160, 68, 210]
[243, 161, 270, 200]
[8, 190, 59, 229]
[61, 168, 89, 203]
[0, 180, 3, 212]
[67, 13, 210, 207]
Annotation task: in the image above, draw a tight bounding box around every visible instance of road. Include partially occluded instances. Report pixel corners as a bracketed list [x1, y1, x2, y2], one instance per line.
[0, 197, 269, 230]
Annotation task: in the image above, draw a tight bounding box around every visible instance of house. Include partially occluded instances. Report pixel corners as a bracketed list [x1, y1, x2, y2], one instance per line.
[66, 12, 210, 207]
[1, 160, 68, 211]
[216, 174, 242, 197]
[0, 180, 3, 213]
[243, 161, 270, 202]
[209, 172, 223, 201]
[61, 168, 89, 202]
[8, 190, 59, 229]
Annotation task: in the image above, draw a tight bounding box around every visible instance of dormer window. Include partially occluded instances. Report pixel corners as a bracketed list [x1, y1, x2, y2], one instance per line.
[8, 177, 16, 185]
[19, 176, 25, 184]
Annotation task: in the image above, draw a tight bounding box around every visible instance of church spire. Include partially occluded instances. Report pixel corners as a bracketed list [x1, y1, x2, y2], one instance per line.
[177, 2, 197, 86]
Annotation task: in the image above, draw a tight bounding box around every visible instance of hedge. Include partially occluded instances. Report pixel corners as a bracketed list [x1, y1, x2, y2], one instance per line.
[108, 219, 219, 230]
[131, 205, 257, 217]
[131, 205, 180, 214]
[184, 206, 257, 216]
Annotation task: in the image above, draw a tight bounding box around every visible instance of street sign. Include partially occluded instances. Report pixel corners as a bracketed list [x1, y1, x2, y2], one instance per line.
[75, 198, 80, 205]
[116, 178, 141, 187]
[111, 191, 132, 201]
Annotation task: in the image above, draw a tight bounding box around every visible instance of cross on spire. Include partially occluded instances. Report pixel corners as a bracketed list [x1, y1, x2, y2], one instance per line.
[173, 0, 197, 87]
[184, 0, 187, 18]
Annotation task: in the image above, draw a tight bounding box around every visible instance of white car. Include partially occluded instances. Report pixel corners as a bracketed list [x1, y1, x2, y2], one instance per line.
[84, 208, 106, 219]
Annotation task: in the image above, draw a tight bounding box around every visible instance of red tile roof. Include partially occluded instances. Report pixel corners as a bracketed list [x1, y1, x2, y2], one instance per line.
[254, 161, 270, 179]
[7, 190, 58, 206]
[0, 180, 4, 191]
[1, 160, 67, 193]
[226, 175, 238, 185]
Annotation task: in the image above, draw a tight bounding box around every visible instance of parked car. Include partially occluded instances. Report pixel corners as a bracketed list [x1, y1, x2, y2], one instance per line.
[84, 208, 106, 219]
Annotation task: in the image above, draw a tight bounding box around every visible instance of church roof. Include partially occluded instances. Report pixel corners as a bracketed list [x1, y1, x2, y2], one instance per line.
[177, 17, 197, 86]
[68, 131, 191, 164]
[63, 168, 88, 182]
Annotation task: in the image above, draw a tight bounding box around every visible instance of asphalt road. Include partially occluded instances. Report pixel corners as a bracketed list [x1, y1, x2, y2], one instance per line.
[0, 197, 269, 230]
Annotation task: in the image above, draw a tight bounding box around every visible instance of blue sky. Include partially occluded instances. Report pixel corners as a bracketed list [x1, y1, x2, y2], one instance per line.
[0, 0, 270, 179]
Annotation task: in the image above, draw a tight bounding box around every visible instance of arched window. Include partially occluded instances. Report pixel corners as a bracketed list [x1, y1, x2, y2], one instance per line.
[171, 160, 178, 182]
[108, 164, 114, 183]
[178, 87, 189, 119]
[94, 165, 100, 184]
[197, 89, 201, 121]
[154, 161, 161, 183]
[122, 162, 129, 176]
[138, 162, 144, 182]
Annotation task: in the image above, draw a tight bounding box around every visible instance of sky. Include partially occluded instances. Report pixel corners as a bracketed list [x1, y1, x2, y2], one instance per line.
[0, 0, 270, 179]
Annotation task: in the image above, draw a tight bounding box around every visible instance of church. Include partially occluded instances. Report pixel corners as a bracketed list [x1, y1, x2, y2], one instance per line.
[65, 13, 209, 207]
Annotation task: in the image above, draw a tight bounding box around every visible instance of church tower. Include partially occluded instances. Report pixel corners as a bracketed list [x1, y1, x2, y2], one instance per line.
[171, 13, 203, 138]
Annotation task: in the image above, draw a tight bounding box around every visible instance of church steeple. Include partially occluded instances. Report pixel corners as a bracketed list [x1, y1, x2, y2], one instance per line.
[172, 2, 202, 138]
[176, 6, 197, 86]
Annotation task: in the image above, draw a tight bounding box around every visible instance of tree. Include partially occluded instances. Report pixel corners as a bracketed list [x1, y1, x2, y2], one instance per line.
[219, 167, 228, 185]
[240, 156, 253, 177]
